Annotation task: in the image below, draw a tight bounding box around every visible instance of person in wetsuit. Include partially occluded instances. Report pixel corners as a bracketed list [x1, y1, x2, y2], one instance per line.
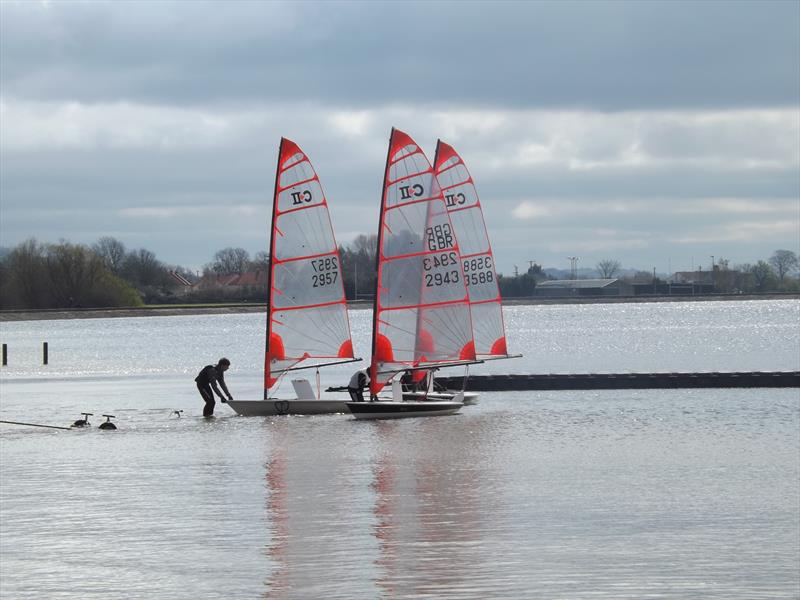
[347, 369, 369, 402]
[195, 358, 233, 416]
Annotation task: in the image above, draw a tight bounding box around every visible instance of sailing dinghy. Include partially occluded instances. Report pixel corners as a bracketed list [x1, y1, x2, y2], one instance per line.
[347, 128, 477, 419]
[400, 140, 521, 405]
[227, 138, 360, 416]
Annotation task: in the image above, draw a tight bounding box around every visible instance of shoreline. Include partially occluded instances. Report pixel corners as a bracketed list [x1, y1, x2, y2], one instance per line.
[1, 293, 797, 322]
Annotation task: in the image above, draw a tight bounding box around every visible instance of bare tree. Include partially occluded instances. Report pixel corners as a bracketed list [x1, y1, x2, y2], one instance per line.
[209, 247, 250, 275]
[46, 241, 105, 307]
[596, 259, 621, 278]
[769, 249, 799, 282]
[92, 236, 127, 274]
[251, 251, 270, 271]
[750, 261, 776, 291]
[5, 239, 48, 308]
[123, 248, 168, 287]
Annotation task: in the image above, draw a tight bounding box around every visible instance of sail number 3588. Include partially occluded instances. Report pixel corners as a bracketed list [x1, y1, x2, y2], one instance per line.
[311, 257, 339, 287]
[463, 256, 494, 285]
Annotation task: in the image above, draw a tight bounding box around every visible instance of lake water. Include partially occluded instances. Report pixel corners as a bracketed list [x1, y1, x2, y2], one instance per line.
[1, 300, 798, 599]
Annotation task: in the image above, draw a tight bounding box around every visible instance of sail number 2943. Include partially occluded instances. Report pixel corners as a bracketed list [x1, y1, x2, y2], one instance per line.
[423, 251, 460, 287]
[311, 257, 339, 287]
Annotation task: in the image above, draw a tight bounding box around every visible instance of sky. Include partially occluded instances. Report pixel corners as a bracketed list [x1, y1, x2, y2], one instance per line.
[1, 0, 798, 277]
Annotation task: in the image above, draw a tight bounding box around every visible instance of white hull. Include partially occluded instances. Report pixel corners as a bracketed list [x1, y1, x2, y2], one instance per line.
[402, 390, 479, 405]
[226, 398, 349, 416]
[346, 400, 463, 420]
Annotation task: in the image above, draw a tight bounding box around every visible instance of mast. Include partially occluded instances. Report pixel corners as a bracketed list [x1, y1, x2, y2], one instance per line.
[370, 128, 396, 397]
[264, 138, 284, 398]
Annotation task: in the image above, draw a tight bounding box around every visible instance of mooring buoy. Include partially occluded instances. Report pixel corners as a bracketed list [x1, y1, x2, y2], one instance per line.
[98, 414, 117, 430]
[72, 412, 93, 428]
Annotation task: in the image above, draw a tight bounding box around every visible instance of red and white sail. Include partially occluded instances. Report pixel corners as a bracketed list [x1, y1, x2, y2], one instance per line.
[434, 140, 509, 359]
[264, 138, 354, 397]
[370, 129, 476, 395]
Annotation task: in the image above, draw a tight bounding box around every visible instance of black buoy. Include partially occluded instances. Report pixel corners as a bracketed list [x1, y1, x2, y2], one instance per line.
[71, 412, 93, 428]
[172, 410, 184, 418]
[98, 414, 117, 430]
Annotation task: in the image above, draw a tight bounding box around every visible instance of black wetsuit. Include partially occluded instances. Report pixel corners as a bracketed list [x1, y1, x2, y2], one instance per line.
[348, 370, 369, 402]
[195, 364, 230, 416]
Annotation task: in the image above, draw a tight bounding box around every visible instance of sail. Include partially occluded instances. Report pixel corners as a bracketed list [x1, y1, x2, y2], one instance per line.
[370, 129, 476, 395]
[434, 140, 509, 358]
[264, 138, 354, 397]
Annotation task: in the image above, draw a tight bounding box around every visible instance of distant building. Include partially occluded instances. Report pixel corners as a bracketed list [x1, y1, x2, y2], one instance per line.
[535, 278, 633, 297]
[168, 270, 193, 295]
[195, 269, 269, 290]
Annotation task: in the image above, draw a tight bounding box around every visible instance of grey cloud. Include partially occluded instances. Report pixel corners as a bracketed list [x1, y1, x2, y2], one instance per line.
[2, 1, 798, 110]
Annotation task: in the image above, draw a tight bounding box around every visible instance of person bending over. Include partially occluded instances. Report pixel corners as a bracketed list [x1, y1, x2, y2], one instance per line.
[195, 358, 233, 416]
[348, 369, 369, 402]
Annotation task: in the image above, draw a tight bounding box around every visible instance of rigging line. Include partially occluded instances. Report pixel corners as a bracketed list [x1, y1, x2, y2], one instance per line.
[379, 295, 470, 312]
[387, 172, 433, 191]
[282, 152, 308, 170]
[438, 179, 475, 193]
[435, 161, 464, 178]
[384, 192, 445, 212]
[273, 298, 347, 312]
[469, 296, 503, 307]
[460, 249, 493, 260]
[275, 309, 349, 349]
[277, 174, 318, 194]
[273, 248, 338, 265]
[277, 197, 327, 217]
[388, 146, 423, 167]
[446, 202, 480, 215]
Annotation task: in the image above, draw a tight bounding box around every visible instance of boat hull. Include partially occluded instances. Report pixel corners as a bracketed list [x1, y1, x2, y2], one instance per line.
[346, 400, 463, 419]
[226, 398, 349, 416]
[402, 391, 479, 405]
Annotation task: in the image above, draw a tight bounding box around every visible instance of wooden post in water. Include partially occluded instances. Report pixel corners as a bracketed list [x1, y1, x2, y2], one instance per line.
[43, 342, 48, 365]
[2, 344, 6, 366]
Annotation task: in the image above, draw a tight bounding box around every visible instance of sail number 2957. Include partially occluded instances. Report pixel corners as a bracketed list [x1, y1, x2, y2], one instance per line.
[311, 257, 339, 287]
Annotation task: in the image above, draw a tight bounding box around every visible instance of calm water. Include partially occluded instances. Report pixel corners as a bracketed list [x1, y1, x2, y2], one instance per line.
[1, 300, 799, 599]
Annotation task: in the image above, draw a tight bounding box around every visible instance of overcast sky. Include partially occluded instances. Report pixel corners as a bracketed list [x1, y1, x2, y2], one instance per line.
[1, 0, 798, 276]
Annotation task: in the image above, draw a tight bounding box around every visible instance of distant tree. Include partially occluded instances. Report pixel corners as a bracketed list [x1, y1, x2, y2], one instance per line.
[596, 259, 621, 278]
[122, 248, 170, 288]
[3, 239, 48, 308]
[769, 250, 798, 283]
[498, 273, 537, 297]
[251, 251, 270, 271]
[340, 234, 378, 300]
[527, 262, 543, 276]
[0, 238, 142, 309]
[713, 258, 736, 293]
[45, 241, 106, 307]
[750, 260, 776, 291]
[92, 236, 127, 274]
[209, 247, 250, 275]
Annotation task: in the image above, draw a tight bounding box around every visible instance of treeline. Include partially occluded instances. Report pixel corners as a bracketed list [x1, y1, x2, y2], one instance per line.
[0, 239, 144, 309]
[1, 236, 798, 310]
[592, 252, 800, 293]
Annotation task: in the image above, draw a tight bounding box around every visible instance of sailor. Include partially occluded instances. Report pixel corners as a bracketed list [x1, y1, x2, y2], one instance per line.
[347, 369, 369, 402]
[195, 358, 233, 417]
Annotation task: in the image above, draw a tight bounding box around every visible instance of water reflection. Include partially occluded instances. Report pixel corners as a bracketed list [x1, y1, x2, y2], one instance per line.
[368, 418, 494, 598]
[258, 415, 499, 599]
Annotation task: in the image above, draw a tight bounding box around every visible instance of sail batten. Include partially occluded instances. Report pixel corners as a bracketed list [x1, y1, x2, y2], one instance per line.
[264, 138, 355, 394]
